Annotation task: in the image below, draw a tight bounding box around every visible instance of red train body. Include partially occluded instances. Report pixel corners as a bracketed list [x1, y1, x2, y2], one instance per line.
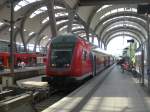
[44, 34, 114, 85]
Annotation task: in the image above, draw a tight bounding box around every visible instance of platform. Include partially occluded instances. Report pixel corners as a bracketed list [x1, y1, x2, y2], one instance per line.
[0, 66, 45, 88]
[42, 65, 150, 112]
[17, 75, 48, 89]
[0, 66, 45, 75]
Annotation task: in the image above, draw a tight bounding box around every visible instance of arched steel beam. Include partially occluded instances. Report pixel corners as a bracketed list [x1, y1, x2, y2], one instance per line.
[29, 15, 85, 45]
[72, 29, 86, 34]
[17, 0, 70, 52]
[98, 18, 146, 39]
[72, 28, 86, 33]
[101, 21, 146, 42]
[103, 29, 144, 46]
[87, 6, 102, 27]
[45, 40, 50, 48]
[57, 20, 80, 31]
[91, 5, 138, 27]
[105, 33, 141, 47]
[33, 19, 85, 51]
[26, 33, 36, 44]
[103, 29, 144, 45]
[101, 26, 146, 43]
[94, 12, 147, 35]
[0, 24, 9, 33]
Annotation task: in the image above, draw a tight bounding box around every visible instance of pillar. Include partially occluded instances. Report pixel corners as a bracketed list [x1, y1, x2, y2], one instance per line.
[147, 14, 150, 90]
[45, 0, 57, 38]
[67, 9, 76, 33]
[20, 28, 27, 52]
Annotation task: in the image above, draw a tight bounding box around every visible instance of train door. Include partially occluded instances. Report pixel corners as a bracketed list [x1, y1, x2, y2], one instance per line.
[90, 52, 96, 76]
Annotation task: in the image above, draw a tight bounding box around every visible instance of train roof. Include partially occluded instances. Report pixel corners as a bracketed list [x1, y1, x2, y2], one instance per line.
[92, 48, 112, 56]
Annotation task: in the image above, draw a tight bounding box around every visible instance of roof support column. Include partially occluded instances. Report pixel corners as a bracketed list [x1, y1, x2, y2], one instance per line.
[85, 27, 89, 41]
[104, 45, 107, 50]
[146, 14, 150, 90]
[67, 9, 76, 33]
[45, 0, 57, 37]
[98, 38, 101, 48]
[101, 41, 103, 48]
[91, 33, 94, 43]
[20, 29, 27, 52]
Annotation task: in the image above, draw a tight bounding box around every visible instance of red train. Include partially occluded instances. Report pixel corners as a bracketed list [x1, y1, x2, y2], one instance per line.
[0, 52, 44, 69]
[43, 34, 114, 87]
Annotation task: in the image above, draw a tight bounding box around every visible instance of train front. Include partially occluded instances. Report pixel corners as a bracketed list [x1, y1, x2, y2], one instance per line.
[45, 35, 77, 82]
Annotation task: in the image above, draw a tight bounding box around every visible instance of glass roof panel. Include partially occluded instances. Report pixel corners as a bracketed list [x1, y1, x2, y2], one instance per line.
[56, 20, 68, 25]
[54, 6, 65, 9]
[72, 24, 84, 30]
[0, 22, 4, 26]
[55, 12, 68, 18]
[59, 25, 67, 31]
[106, 23, 140, 32]
[100, 8, 137, 20]
[14, 0, 41, 11]
[103, 16, 146, 25]
[96, 5, 112, 13]
[30, 6, 47, 18]
[42, 17, 49, 24]
[28, 32, 35, 36]
[42, 12, 68, 24]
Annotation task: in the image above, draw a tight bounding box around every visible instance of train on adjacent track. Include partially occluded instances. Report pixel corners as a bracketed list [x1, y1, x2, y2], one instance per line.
[43, 34, 114, 87]
[0, 52, 45, 69]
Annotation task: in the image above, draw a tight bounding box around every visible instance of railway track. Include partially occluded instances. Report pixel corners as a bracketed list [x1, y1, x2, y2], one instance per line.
[35, 91, 68, 112]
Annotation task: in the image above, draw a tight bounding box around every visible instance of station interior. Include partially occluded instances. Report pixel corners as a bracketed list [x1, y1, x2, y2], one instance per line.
[0, 0, 150, 112]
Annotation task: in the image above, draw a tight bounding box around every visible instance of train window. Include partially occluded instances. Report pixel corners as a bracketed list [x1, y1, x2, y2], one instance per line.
[82, 50, 87, 61]
[0, 58, 3, 64]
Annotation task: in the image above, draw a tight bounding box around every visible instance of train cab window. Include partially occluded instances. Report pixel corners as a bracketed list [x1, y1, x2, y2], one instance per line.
[51, 49, 73, 68]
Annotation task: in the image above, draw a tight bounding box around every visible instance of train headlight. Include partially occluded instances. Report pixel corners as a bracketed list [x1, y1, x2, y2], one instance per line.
[64, 64, 70, 67]
[52, 64, 56, 67]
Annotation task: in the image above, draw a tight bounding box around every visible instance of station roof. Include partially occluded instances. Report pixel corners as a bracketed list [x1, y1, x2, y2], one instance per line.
[0, 0, 149, 51]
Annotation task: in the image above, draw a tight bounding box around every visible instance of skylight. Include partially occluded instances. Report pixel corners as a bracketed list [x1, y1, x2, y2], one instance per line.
[55, 12, 68, 18]
[54, 6, 65, 10]
[106, 23, 140, 32]
[42, 13, 68, 24]
[43, 35, 48, 39]
[14, 0, 41, 11]
[30, 6, 47, 18]
[100, 8, 137, 20]
[0, 22, 4, 26]
[72, 24, 84, 30]
[56, 20, 68, 25]
[103, 16, 146, 25]
[97, 5, 112, 13]
[28, 32, 35, 36]
[59, 25, 67, 31]
[42, 17, 49, 24]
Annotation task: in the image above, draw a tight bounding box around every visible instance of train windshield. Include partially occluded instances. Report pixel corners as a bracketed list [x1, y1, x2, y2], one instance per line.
[51, 49, 73, 68]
